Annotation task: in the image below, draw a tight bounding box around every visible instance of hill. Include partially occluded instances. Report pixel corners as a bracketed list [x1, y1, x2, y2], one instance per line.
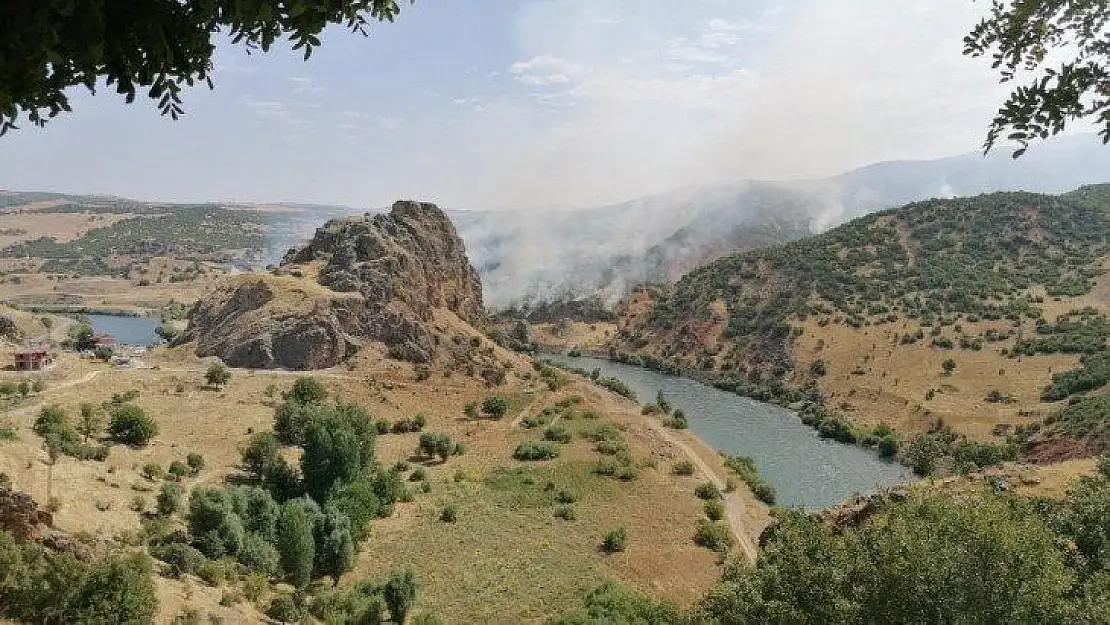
[609, 185, 1110, 465]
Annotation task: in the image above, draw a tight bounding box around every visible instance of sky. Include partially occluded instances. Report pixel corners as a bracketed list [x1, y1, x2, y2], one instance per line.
[0, 0, 1021, 210]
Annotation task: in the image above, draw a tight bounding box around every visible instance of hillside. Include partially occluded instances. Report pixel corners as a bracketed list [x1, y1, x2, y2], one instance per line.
[610, 185, 1110, 461]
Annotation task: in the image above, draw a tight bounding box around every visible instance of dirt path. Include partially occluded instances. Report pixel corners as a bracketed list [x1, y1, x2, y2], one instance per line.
[642, 417, 758, 562]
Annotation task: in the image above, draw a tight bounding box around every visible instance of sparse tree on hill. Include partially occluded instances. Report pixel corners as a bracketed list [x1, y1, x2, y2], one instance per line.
[77, 403, 101, 443]
[205, 363, 231, 389]
[482, 396, 508, 420]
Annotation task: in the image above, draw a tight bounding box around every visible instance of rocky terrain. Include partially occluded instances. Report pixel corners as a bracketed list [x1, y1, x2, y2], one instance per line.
[179, 201, 484, 369]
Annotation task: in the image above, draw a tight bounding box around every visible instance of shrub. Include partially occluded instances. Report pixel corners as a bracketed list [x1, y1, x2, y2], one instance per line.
[694, 482, 722, 500]
[555, 488, 578, 504]
[594, 439, 627, 455]
[694, 520, 734, 553]
[168, 460, 189, 480]
[704, 499, 725, 521]
[205, 363, 232, 388]
[543, 425, 572, 443]
[416, 432, 462, 462]
[153, 541, 207, 577]
[809, 359, 827, 376]
[514, 441, 561, 461]
[600, 527, 628, 553]
[440, 504, 458, 523]
[276, 501, 315, 589]
[157, 481, 185, 516]
[482, 396, 508, 419]
[409, 467, 426, 482]
[267, 595, 303, 623]
[108, 404, 158, 446]
[142, 462, 164, 481]
[186, 453, 205, 474]
[554, 505, 577, 521]
[672, 460, 696, 476]
[284, 377, 327, 405]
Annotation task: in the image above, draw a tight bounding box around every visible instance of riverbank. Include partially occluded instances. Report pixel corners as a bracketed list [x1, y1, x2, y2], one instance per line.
[542, 352, 911, 509]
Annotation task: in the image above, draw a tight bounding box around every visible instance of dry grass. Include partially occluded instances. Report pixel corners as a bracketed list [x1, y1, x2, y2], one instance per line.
[531, 321, 617, 351]
[0, 324, 752, 622]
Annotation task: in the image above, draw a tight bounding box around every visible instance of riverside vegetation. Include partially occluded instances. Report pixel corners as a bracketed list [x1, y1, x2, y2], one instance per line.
[610, 185, 1110, 477]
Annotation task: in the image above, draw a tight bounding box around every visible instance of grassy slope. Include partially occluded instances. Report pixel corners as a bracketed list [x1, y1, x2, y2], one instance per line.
[611, 185, 1110, 446]
[0, 312, 757, 621]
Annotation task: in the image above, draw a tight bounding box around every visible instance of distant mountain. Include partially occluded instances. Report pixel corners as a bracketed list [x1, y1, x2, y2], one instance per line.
[453, 134, 1110, 310]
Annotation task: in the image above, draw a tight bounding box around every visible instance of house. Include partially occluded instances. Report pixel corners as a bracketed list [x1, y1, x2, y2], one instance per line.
[14, 350, 52, 371]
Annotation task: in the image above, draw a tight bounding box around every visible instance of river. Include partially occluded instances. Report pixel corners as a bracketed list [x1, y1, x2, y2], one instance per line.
[87, 314, 162, 347]
[544, 353, 911, 509]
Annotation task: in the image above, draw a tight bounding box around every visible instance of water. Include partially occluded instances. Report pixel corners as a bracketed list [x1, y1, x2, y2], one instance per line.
[544, 353, 911, 509]
[87, 314, 162, 347]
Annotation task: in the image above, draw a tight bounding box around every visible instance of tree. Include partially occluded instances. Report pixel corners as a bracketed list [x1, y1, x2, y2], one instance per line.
[276, 501, 316, 590]
[285, 377, 328, 406]
[382, 569, 418, 624]
[301, 419, 364, 502]
[965, 2, 1110, 155]
[0, 1, 412, 135]
[205, 363, 232, 389]
[77, 403, 101, 443]
[942, 358, 957, 375]
[108, 404, 158, 446]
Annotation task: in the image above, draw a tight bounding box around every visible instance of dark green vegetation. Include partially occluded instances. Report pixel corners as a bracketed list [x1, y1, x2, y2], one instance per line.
[721, 454, 776, 505]
[965, 1, 1110, 152]
[644, 187, 1110, 373]
[1, 1, 410, 133]
[0, 532, 158, 624]
[0, 205, 271, 273]
[1014, 394, 1110, 458]
[555, 457, 1110, 623]
[146, 376, 420, 619]
[614, 186, 1110, 466]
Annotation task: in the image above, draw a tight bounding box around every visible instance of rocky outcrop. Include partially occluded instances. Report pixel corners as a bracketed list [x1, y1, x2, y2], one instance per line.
[180, 201, 485, 370]
[0, 484, 53, 541]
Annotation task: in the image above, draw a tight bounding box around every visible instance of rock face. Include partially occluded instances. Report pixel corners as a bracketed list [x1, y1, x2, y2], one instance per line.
[181, 201, 484, 369]
[0, 312, 22, 342]
[0, 484, 53, 542]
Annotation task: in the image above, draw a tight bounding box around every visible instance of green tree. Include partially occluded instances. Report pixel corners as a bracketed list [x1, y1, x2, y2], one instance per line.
[64, 553, 158, 624]
[301, 419, 363, 502]
[285, 376, 328, 405]
[205, 362, 232, 389]
[108, 404, 158, 446]
[76, 403, 101, 443]
[382, 569, 418, 624]
[187, 487, 245, 558]
[942, 358, 957, 375]
[276, 501, 316, 590]
[0, 1, 412, 134]
[315, 505, 356, 579]
[965, 2, 1110, 155]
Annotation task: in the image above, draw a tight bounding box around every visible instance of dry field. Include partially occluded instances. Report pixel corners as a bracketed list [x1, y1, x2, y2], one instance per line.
[531, 320, 617, 351]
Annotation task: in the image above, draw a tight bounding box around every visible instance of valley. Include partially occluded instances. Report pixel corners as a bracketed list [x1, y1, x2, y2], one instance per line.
[1, 176, 1108, 623]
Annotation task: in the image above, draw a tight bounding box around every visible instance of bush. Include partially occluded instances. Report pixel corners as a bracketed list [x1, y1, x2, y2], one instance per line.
[440, 504, 458, 523]
[108, 404, 158, 446]
[554, 505, 577, 521]
[157, 481, 185, 516]
[694, 482, 722, 500]
[186, 453, 205, 474]
[482, 396, 508, 419]
[694, 520, 734, 553]
[514, 441, 561, 461]
[600, 527, 628, 553]
[267, 595, 303, 623]
[142, 462, 164, 481]
[704, 499, 725, 521]
[153, 542, 208, 577]
[543, 425, 572, 443]
[239, 532, 280, 575]
[168, 460, 189, 480]
[554, 488, 578, 504]
[672, 460, 696, 476]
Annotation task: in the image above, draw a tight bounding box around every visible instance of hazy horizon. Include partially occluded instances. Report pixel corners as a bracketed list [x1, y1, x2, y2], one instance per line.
[4, 0, 1096, 211]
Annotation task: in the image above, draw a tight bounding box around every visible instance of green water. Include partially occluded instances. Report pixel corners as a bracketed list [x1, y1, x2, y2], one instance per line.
[545, 353, 911, 509]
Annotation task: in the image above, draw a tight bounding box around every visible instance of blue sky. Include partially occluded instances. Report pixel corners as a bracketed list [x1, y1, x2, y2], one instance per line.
[0, 0, 1016, 210]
